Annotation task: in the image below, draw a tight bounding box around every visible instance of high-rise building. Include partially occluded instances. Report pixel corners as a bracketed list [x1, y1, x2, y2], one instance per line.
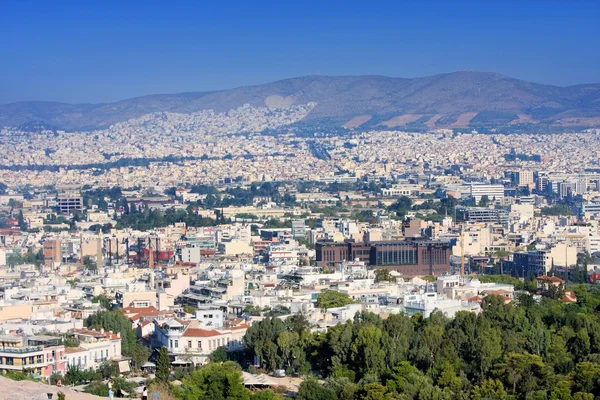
[516, 171, 534, 186]
[316, 239, 451, 275]
[43, 238, 62, 266]
[56, 192, 83, 213]
[535, 176, 548, 193]
[291, 220, 308, 239]
[469, 184, 505, 203]
[455, 207, 509, 224]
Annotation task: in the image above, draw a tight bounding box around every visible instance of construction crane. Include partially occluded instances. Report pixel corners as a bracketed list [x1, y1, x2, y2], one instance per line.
[460, 226, 466, 278]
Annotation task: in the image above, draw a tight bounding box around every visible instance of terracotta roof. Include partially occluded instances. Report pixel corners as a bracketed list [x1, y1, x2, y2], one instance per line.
[228, 323, 250, 331]
[64, 347, 87, 354]
[562, 291, 578, 303]
[71, 328, 120, 341]
[482, 289, 512, 296]
[122, 306, 157, 314]
[182, 328, 222, 338]
[538, 276, 564, 283]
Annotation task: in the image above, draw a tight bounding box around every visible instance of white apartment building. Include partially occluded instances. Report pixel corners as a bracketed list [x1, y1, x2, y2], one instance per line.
[516, 171, 534, 186]
[403, 292, 481, 318]
[64, 328, 122, 371]
[469, 184, 505, 203]
[381, 184, 422, 197]
[153, 318, 247, 365]
[194, 308, 225, 329]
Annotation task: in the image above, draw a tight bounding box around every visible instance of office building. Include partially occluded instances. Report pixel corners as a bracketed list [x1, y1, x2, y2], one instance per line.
[316, 239, 451, 276]
[56, 192, 83, 213]
[370, 240, 450, 276]
[536, 176, 548, 193]
[43, 239, 62, 266]
[456, 207, 509, 224]
[291, 220, 308, 239]
[469, 184, 505, 203]
[516, 171, 534, 186]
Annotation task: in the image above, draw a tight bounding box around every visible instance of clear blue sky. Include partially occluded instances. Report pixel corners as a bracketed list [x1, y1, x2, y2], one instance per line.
[1, 0, 599, 104]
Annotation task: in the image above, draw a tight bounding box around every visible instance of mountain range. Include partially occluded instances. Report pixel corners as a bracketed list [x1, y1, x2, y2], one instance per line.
[1, 71, 599, 131]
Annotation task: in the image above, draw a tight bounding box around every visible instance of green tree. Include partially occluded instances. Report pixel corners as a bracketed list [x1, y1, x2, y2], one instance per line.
[156, 346, 171, 383]
[471, 378, 508, 400]
[251, 390, 284, 400]
[17, 210, 27, 230]
[479, 195, 490, 207]
[374, 269, 395, 283]
[316, 290, 357, 310]
[572, 361, 600, 394]
[130, 343, 151, 367]
[324, 377, 357, 400]
[297, 377, 336, 400]
[350, 324, 385, 378]
[243, 316, 286, 371]
[381, 313, 414, 372]
[495, 352, 545, 395]
[83, 255, 98, 271]
[180, 362, 249, 400]
[86, 310, 138, 356]
[183, 305, 197, 314]
[210, 346, 228, 363]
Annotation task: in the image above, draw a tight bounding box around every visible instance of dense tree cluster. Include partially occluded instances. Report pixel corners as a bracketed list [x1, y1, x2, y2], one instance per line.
[116, 207, 219, 230]
[6, 248, 43, 266]
[241, 287, 600, 399]
[316, 291, 358, 310]
[173, 361, 283, 400]
[190, 182, 296, 208]
[86, 310, 150, 367]
[388, 195, 459, 221]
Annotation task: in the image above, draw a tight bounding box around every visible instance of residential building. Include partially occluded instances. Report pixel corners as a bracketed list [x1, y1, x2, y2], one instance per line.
[0, 335, 67, 378]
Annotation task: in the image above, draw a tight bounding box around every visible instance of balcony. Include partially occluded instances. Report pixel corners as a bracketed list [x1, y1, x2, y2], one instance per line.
[0, 346, 43, 354]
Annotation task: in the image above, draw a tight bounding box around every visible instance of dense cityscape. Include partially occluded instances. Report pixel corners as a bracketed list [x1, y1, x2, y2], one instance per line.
[1, 101, 600, 400]
[3, 1, 600, 400]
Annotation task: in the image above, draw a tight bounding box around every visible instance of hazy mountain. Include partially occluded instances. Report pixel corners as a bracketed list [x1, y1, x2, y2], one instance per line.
[1, 72, 599, 131]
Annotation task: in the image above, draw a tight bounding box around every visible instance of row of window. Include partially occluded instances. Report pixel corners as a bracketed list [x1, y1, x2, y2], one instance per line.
[169, 337, 241, 352]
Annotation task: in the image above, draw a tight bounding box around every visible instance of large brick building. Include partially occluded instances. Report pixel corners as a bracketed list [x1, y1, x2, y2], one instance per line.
[316, 238, 450, 276]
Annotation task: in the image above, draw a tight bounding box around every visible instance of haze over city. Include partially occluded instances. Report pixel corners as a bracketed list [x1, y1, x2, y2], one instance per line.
[1, 2, 600, 400]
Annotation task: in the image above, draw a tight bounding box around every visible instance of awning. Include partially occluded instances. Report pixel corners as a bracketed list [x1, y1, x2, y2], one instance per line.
[118, 360, 131, 373]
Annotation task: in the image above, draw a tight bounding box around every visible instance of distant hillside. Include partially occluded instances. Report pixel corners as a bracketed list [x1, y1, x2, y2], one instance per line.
[1, 72, 599, 131]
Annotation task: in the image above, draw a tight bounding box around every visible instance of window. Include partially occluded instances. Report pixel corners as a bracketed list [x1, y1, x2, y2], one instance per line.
[188, 341, 192, 348]
[174, 340, 178, 348]
[170, 339, 173, 348]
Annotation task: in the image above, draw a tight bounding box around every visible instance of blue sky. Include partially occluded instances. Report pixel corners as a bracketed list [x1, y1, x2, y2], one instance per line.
[1, 0, 599, 104]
